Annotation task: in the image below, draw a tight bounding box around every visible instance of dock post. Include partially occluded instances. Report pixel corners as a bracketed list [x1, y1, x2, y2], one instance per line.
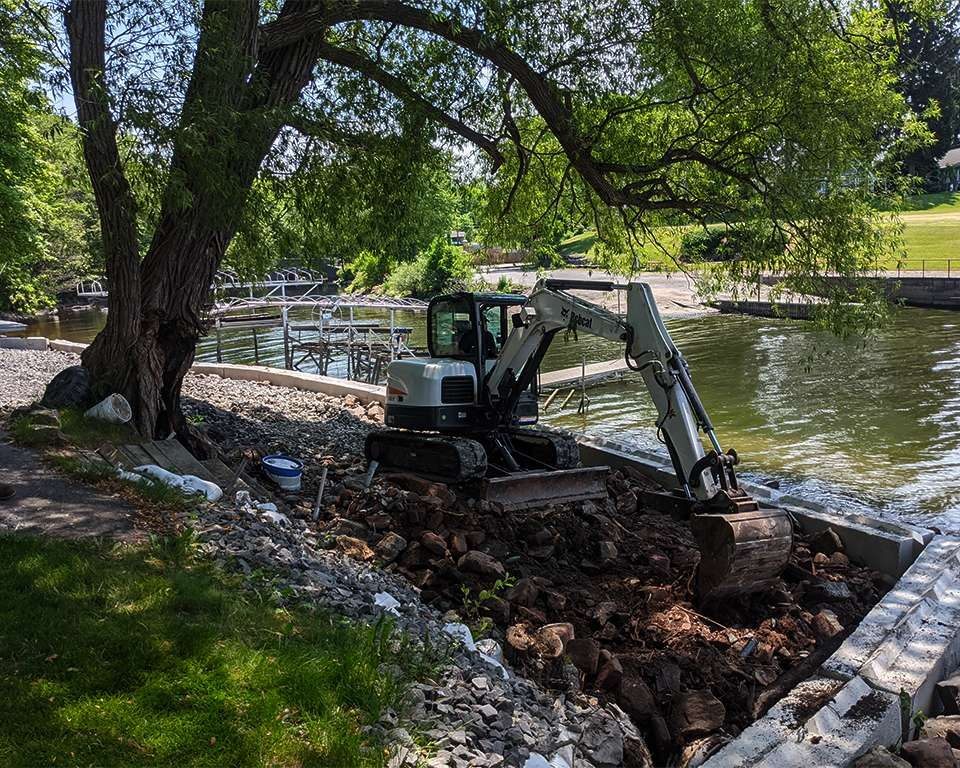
[252, 327, 259, 364]
[389, 309, 396, 360]
[347, 306, 354, 380]
[215, 319, 222, 363]
[282, 306, 290, 369]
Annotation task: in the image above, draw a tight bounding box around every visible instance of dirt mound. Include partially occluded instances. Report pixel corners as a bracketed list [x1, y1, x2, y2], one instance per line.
[317, 466, 886, 763]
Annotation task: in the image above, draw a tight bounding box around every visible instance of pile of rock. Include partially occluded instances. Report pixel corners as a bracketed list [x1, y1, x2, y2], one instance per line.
[193, 494, 638, 768]
[181, 374, 384, 460]
[308, 465, 887, 765]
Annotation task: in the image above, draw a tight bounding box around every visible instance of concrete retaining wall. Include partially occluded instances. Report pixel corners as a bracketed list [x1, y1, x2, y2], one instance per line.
[0, 336, 49, 351]
[1, 337, 387, 405]
[763, 275, 960, 310]
[190, 363, 386, 404]
[577, 436, 929, 579]
[48, 339, 90, 354]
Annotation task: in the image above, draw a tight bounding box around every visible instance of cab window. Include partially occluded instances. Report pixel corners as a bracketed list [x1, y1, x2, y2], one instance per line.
[430, 297, 474, 357]
[483, 305, 503, 344]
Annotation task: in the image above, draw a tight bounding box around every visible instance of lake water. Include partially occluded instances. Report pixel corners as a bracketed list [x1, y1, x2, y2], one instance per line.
[21, 305, 960, 528]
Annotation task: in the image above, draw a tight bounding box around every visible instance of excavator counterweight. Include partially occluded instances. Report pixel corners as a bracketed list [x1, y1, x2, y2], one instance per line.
[364, 279, 794, 600]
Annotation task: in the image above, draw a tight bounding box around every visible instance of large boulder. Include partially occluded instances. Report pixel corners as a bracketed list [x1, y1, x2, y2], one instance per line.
[41, 365, 92, 409]
[671, 690, 726, 741]
[901, 738, 957, 768]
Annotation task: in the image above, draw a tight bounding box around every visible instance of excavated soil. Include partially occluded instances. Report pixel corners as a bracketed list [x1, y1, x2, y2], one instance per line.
[309, 461, 888, 764]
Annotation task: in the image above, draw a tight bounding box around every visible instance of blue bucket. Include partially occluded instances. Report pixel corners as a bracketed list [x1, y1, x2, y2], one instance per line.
[261, 454, 304, 491]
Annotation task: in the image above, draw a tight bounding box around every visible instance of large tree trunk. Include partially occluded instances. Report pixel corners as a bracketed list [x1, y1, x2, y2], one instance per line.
[68, 0, 325, 448]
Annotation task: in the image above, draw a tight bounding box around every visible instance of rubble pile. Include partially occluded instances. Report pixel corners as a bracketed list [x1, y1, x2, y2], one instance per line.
[311, 466, 887, 764]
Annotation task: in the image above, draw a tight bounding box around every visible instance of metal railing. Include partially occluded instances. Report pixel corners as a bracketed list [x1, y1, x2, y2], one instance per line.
[889, 259, 957, 279]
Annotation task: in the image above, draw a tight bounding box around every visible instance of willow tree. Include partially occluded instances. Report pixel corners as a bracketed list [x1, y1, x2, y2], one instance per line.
[50, 0, 920, 447]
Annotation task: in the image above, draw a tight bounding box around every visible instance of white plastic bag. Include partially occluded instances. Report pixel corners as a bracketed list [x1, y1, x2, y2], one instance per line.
[130, 464, 223, 501]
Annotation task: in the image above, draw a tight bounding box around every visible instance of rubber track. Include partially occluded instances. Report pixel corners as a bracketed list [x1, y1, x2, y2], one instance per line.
[366, 430, 487, 482]
[506, 426, 582, 470]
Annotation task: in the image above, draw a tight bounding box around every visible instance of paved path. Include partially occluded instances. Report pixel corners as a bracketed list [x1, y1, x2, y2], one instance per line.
[0, 434, 142, 541]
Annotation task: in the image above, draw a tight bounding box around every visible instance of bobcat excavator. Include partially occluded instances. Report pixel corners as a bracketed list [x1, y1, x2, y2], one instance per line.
[365, 278, 793, 599]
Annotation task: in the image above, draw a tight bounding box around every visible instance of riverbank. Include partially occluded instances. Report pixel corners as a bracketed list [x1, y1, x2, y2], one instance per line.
[1, 348, 900, 766]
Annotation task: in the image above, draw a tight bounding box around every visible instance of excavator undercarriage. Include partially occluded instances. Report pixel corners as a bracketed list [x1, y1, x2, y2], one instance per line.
[365, 426, 609, 511]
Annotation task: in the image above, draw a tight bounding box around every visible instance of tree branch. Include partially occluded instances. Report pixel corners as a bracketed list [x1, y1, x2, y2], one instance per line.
[261, 1, 636, 207]
[65, 0, 143, 369]
[315, 41, 505, 169]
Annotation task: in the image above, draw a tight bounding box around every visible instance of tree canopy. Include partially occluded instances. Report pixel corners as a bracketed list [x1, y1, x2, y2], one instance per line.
[25, 0, 933, 438]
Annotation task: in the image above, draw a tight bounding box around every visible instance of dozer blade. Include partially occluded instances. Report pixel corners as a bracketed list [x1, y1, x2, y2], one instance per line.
[480, 466, 609, 511]
[690, 506, 794, 601]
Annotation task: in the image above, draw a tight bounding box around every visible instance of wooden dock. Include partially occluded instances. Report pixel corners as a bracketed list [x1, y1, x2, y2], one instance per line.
[540, 358, 630, 389]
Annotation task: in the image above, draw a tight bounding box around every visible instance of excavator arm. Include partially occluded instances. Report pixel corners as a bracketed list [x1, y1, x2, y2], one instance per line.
[489, 278, 794, 598]
[489, 278, 725, 505]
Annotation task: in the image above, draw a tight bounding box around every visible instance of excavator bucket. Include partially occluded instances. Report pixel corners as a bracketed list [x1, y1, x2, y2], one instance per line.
[480, 467, 610, 511]
[690, 506, 794, 601]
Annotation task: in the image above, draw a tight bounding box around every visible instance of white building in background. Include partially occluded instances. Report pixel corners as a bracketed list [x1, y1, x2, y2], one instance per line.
[938, 147, 960, 191]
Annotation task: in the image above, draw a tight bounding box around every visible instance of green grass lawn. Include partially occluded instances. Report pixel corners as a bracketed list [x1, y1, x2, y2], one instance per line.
[900, 218, 960, 265]
[0, 535, 427, 768]
[556, 193, 960, 271]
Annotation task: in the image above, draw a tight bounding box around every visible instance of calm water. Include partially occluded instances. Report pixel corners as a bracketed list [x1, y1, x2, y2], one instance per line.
[23, 306, 960, 527]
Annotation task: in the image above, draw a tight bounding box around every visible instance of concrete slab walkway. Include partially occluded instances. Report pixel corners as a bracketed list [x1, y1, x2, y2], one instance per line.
[0, 434, 141, 541]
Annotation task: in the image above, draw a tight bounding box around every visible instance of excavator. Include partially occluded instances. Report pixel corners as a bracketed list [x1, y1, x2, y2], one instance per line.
[365, 278, 793, 599]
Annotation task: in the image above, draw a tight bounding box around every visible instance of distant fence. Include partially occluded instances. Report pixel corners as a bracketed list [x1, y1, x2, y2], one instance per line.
[885, 259, 959, 278]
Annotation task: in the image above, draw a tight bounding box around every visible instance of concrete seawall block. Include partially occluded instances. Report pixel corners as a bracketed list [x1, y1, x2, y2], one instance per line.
[190, 363, 386, 404]
[48, 339, 89, 354]
[576, 436, 929, 579]
[0, 336, 48, 351]
[703, 676, 901, 768]
[779, 503, 924, 578]
[824, 536, 960, 716]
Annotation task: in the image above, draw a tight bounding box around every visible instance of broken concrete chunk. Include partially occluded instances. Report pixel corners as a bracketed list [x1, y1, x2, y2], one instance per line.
[812, 609, 844, 639]
[457, 551, 505, 580]
[922, 716, 960, 748]
[595, 651, 624, 691]
[335, 535, 375, 561]
[811, 527, 844, 556]
[505, 578, 540, 607]
[420, 531, 448, 557]
[375, 532, 407, 563]
[566, 637, 601, 676]
[853, 747, 911, 768]
[619, 677, 658, 723]
[937, 676, 960, 716]
[599, 540, 618, 562]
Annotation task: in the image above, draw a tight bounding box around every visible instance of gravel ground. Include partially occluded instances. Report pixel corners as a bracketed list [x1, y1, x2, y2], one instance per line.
[0, 349, 78, 413]
[181, 374, 378, 459]
[0, 349, 634, 767]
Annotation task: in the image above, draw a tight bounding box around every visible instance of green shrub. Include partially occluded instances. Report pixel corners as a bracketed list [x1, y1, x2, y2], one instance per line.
[678, 226, 785, 263]
[341, 249, 394, 293]
[383, 258, 427, 296]
[383, 238, 474, 297]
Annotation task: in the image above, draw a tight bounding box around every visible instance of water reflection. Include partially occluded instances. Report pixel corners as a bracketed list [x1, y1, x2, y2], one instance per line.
[545, 310, 959, 526]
